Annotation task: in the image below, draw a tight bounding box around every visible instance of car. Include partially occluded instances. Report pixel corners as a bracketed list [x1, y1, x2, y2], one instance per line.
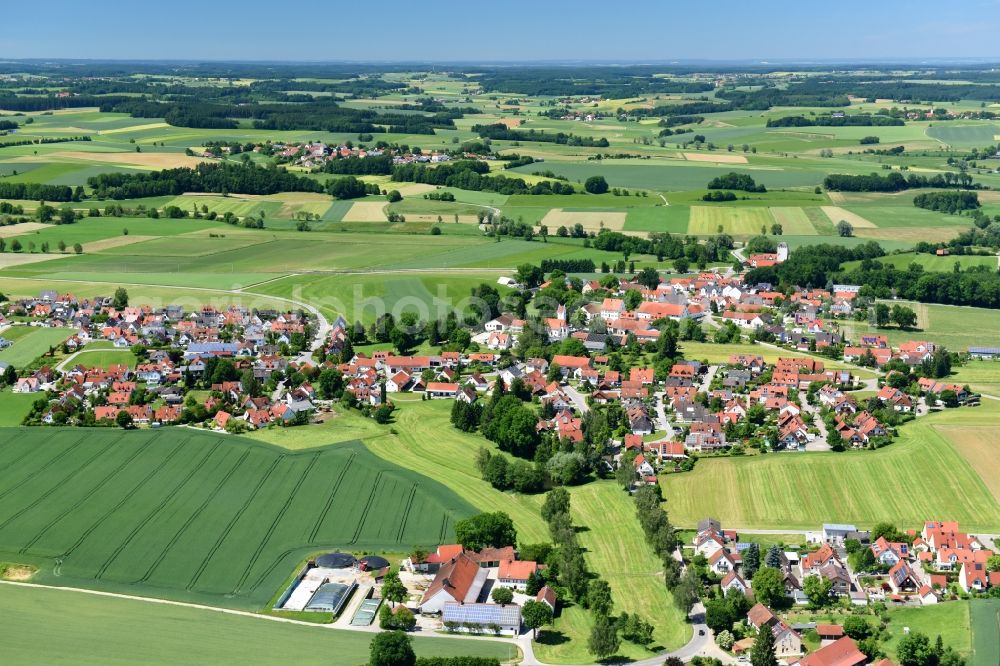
[698, 629, 705, 636]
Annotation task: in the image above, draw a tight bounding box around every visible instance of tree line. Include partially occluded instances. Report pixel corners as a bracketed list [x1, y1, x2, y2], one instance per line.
[912, 191, 980, 213]
[822, 171, 981, 192]
[766, 114, 903, 127]
[472, 124, 610, 148]
[391, 160, 575, 195]
[86, 161, 325, 199]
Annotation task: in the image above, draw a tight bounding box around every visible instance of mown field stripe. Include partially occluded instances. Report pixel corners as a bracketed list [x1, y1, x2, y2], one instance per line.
[232, 451, 322, 595]
[395, 484, 419, 544]
[19, 432, 156, 553]
[95, 439, 224, 580]
[57, 434, 190, 560]
[137, 448, 252, 584]
[185, 455, 285, 591]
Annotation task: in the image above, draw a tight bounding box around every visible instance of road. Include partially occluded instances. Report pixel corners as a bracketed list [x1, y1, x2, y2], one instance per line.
[653, 390, 676, 440]
[562, 382, 590, 414]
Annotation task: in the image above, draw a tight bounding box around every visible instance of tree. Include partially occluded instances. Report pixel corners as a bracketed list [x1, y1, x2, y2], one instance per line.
[751, 567, 784, 608]
[587, 579, 613, 616]
[764, 545, 783, 569]
[587, 613, 620, 659]
[521, 600, 553, 639]
[751, 621, 778, 666]
[381, 570, 408, 608]
[491, 586, 514, 605]
[672, 567, 700, 614]
[874, 303, 891, 328]
[803, 574, 833, 609]
[637, 267, 660, 290]
[705, 597, 736, 634]
[837, 220, 854, 237]
[986, 554, 1000, 573]
[454, 512, 517, 551]
[672, 257, 690, 273]
[541, 487, 571, 523]
[716, 629, 735, 650]
[112, 287, 129, 309]
[896, 632, 933, 666]
[584, 175, 609, 195]
[842, 615, 870, 640]
[368, 630, 415, 666]
[386, 190, 402, 202]
[115, 410, 133, 429]
[73, 242, 83, 254]
[743, 543, 761, 578]
[890, 304, 917, 329]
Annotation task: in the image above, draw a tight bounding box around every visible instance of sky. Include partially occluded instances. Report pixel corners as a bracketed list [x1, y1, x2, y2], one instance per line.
[3, 0, 1000, 62]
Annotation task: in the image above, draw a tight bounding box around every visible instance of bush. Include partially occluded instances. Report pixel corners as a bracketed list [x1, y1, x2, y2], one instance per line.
[584, 175, 609, 194]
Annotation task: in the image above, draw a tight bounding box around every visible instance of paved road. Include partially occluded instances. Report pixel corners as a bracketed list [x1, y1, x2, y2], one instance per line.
[562, 382, 591, 414]
[653, 390, 676, 440]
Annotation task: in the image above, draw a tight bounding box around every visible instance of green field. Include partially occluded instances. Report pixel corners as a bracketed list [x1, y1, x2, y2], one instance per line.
[0, 584, 515, 665]
[0, 428, 476, 609]
[970, 599, 1000, 666]
[661, 401, 1000, 531]
[841, 301, 1000, 353]
[884, 602, 971, 661]
[688, 205, 775, 236]
[0, 326, 76, 368]
[842, 252, 998, 272]
[0, 390, 35, 426]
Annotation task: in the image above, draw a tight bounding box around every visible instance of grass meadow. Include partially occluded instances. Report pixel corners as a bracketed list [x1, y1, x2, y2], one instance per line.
[660, 401, 1000, 531]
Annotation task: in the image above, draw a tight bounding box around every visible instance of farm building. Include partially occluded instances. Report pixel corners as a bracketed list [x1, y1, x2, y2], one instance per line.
[968, 346, 1000, 360]
[441, 602, 522, 636]
[418, 552, 489, 614]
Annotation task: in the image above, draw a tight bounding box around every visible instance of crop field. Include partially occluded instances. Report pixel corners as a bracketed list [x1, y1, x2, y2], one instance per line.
[661, 402, 1000, 531]
[842, 252, 998, 272]
[0, 428, 476, 608]
[768, 207, 819, 235]
[624, 205, 690, 232]
[688, 205, 776, 236]
[0, 584, 514, 665]
[540, 208, 627, 232]
[0, 326, 76, 368]
[0, 390, 35, 426]
[949, 360, 1000, 397]
[970, 599, 1000, 666]
[934, 425, 1000, 503]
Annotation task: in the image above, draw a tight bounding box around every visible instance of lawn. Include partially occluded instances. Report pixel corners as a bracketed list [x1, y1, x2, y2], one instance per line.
[0, 327, 76, 368]
[63, 348, 141, 370]
[0, 390, 35, 426]
[0, 584, 515, 665]
[0, 428, 477, 609]
[970, 599, 1000, 666]
[660, 402, 1000, 531]
[883, 602, 971, 660]
[949, 360, 1000, 397]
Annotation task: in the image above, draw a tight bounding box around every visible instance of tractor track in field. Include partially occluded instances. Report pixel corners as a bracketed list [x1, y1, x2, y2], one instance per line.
[0, 433, 123, 535]
[185, 455, 285, 591]
[58, 435, 190, 561]
[0, 433, 89, 504]
[96, 440, 223, 581]
[232, 451, 322, 595]
[137, 446, 252, 584]
[20, 431, 147, 553]
[307, 451, 355, 542]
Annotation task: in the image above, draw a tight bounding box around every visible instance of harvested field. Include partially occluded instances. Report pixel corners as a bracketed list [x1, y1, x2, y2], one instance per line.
[392, 183, 438, 196]
[854, 226, 962, 242]
[0, 223, 49, 238]
[495, 118, 523, 128]
[341, 201, 388, 222]
[684, 152, 748, 164]
[42, 151, 209, 169]
[820, 205, 877, 228]
[540, 208, 626, 232]
[84, 235, 157, 253]
[0, 254, 65, 269]
[96, 123, 170, 135]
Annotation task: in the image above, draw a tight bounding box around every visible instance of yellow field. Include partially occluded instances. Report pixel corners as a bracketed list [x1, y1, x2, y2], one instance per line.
[96, 122, 171, 135]
[341, 201, 389, 222]
[935, 425, 1000, 503]
[854, 227, 963, 242]
[83, 235, 157, 252]
[540, 208, 627, 232]
[684, 152, 748, 164]
[40, 151, 209, 170]
[769, 207, 817, 235]
[820, 205, 877, 228]
[0, 253, 65, 268]
[689, 205, 773, 235]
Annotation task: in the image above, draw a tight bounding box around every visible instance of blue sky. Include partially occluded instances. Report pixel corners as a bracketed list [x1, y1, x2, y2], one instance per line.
[2, 0, 999, 61]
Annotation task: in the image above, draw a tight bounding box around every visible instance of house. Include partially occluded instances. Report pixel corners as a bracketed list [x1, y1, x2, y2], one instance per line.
[497, 559, 540, 591]
[721, 570, 750, 595]
[870, 537, 909, 566]
[709, 549, 740, 575]
[917, 585, 938, 605]
[887, 561, 920, 594]
[822, 524, 858, 544]
[418, 553, 489, 613]
[747, 603, 802, 657]
[959, 561, 989, 593]
[792, 636, 867, 666]
[633, 454, 655, 477]
[425, 382, 459, 399]
[405, 544, 465, 573]
[536, 586, 558, 613]
[694, 531, 726, 558]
